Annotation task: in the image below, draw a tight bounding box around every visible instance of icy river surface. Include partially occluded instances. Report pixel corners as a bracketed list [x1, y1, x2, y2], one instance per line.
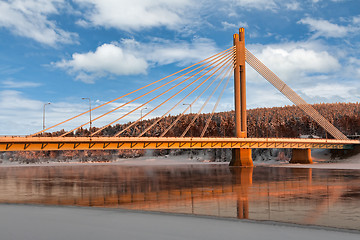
[1, 163, 360, 231]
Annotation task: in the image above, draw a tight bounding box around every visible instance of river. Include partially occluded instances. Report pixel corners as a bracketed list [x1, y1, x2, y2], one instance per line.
[0, 162, 359, 231]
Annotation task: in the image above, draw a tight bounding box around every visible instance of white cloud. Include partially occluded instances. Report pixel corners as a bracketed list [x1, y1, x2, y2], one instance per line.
[0, 90, 85, 135]
[54, 38, 219, 83]
[298, 17, 351, 38]
[0, 90, 42, 110]
[222, 21, 248, 29]
[298, 81, 360, 103]
[222, 21, 237, 29]
[135, 38, 219, 66]
[246, 41, 340, 83]
[353, 16, 360, 25]
[73, 0, 192, 31]
[234, 0, 278, 11]
[301, 83, 355, 98]
[0, 0, 77, 46]
[285, 2, 301, 10]
[347, 57, 360, 79]
[247, 82, 291, 108]
[54, 43, 148, 83]
[2, 80, 41, 88]
[0, 90, 42, 135]
[0, 65, 24, 75]
[231, 0, 303, 11]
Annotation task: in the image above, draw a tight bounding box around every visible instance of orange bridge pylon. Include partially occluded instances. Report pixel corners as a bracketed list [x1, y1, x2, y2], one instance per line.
[230, 28, 253, 166]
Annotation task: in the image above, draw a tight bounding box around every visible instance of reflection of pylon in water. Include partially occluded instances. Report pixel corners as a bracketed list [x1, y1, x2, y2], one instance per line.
[230, 167, 253, 219]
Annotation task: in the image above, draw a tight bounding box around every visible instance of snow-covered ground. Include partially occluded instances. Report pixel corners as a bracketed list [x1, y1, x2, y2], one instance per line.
[269, 149, 360, 169]
[0, 150, 215, 167]
[0, 204, 359, 240]
[1, 148, 360, 169]
[0, 154, 226, 168]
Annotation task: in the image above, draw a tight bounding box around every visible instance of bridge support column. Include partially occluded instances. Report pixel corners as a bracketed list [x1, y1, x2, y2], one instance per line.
[290, 149, 313, 164]
[230, 148, 253, 166]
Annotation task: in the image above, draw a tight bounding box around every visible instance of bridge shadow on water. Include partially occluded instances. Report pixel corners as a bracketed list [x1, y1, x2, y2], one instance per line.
[0, 164, 360, 230]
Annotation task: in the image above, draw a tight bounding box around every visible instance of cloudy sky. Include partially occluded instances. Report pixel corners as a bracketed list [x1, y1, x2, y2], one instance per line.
[0, 0, 359, 135]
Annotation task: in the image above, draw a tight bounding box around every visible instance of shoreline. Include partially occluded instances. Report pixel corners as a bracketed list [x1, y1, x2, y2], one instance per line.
[1, 159, 360, 170]
[1, 148, 359, 169]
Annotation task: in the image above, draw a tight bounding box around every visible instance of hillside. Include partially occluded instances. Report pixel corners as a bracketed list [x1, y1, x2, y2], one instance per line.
[59, 102, 360, 139]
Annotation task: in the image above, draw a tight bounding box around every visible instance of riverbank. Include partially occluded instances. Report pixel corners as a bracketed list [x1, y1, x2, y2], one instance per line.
[267, 149, 360, 169]
[1, 148, 360, 168]
[0, 204, 359, 240]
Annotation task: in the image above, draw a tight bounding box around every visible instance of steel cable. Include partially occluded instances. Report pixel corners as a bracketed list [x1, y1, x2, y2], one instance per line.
[100, 50, 235, 136]
[62, 48, 234, 137]
[114, 52, 235, 137]
[30, 47, 234, 137]
[245, 48, 348, 140]
[138, 54, 235, 137]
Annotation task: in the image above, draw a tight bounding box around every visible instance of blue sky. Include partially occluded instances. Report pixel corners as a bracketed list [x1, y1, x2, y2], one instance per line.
[0, 0, 359, 135]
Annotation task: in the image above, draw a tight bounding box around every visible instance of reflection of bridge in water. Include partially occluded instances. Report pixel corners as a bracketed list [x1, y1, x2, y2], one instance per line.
[1, 165, 359, 230]
[1, 28, 359, 166]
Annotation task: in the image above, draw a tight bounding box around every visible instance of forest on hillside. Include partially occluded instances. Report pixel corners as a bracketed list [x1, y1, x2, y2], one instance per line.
[53, 102, 360, 138]
[2, 102, 359, 163]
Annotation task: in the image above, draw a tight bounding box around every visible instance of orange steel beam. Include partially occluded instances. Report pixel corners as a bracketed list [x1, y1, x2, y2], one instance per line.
[1, 136, 358, 151]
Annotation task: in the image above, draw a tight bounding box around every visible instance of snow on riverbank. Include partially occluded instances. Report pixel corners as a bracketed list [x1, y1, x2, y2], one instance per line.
[0, 204, 359, 240]
[0, 154, 226, 168]
[1, 149, 360, 169]
[270, 149, 360, 169]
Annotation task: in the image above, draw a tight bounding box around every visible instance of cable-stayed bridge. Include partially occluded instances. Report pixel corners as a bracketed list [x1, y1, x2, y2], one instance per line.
[1, 28, 359, 166]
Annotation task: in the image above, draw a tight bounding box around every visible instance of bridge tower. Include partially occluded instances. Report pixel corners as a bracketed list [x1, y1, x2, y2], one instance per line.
[230, 28, 253, 167]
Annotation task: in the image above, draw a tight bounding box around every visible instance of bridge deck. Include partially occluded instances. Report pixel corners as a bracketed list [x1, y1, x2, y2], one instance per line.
[0, 136, 359, 151]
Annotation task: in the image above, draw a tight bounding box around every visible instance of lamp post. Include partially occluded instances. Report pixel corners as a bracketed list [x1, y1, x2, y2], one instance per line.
[183, 103, 192, 114]
[43, 102, 51, 130]
[140, 107, 148, 121]
[82, 98, 92, 133]
[183, 103, 193, 143]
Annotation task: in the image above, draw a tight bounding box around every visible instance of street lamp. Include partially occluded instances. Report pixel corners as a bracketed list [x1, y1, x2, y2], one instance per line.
[43, 102, 51, 130]
[183, 103, 192, 114]
[140, 107, 148, 121]
[183, 103, 193, 157]
[82, 98, 92, 133]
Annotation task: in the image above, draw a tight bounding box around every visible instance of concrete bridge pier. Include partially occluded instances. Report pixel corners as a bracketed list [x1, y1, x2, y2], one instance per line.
[290, 149, 313, 164]
[230, 148, 253, 166]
